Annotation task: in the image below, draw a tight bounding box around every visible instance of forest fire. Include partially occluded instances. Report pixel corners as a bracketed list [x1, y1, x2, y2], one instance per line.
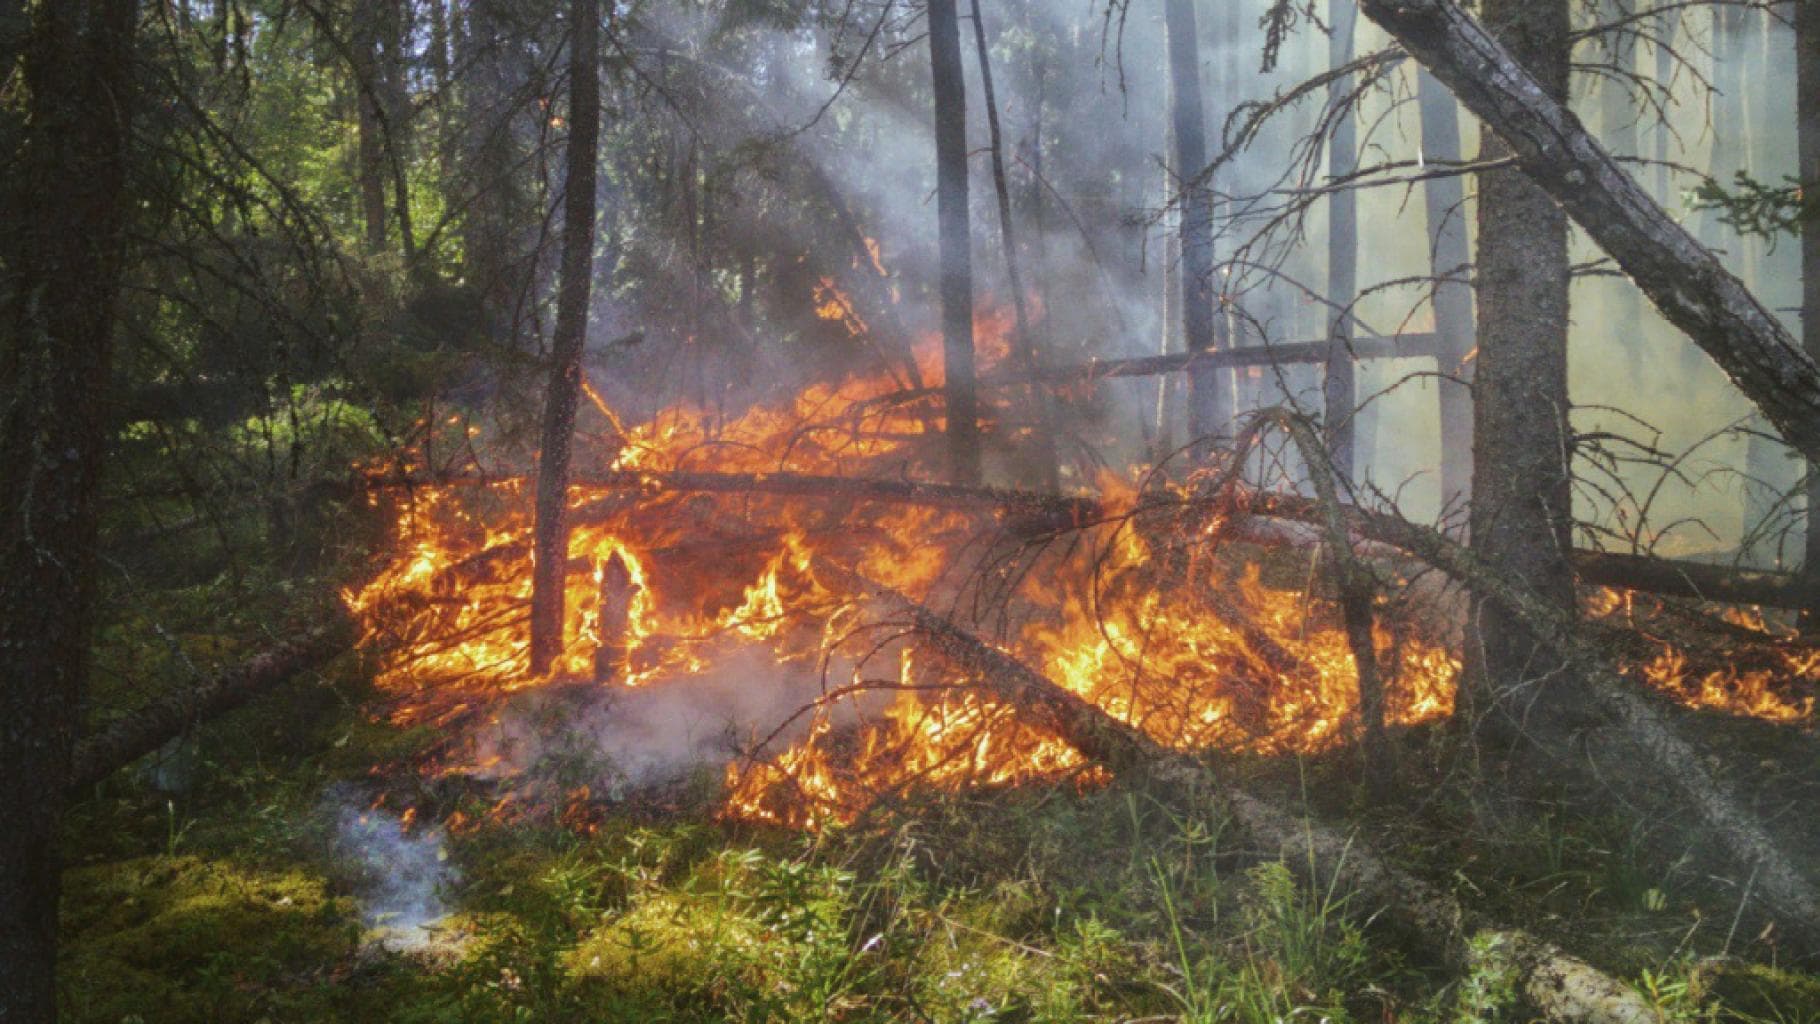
[342, 292, 1820, 831]
[343, 311, 1478, 827]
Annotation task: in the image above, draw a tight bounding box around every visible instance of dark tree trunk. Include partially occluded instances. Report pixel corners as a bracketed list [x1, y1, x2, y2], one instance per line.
[529, 0, 601, 675]
[928, 0, 981, 485]
[1325, 0, 1361, 485]
[1800, 0, 1820, 630]
[352, 0, 389, 253]
[1356, 0, 1820, 466]
[1418, 68, 1476, 513]
[461, 0, 532, 342]
[427, 0, 451, 91]
[1165, 0, 1230, 446]
[67, 623, 351, 794]
[380, 0, 416, 262]
[1465, 0, 1579, 729]
[0, 0, 138, 1015]
[0, 0, 23, 75]
[968, 0, 1059, 491]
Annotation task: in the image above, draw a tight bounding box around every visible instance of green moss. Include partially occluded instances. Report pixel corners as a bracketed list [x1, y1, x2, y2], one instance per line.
[565, 889, 768, 992]
[59, 855, 360, 1023]
[1694, 961, 1820, 1023]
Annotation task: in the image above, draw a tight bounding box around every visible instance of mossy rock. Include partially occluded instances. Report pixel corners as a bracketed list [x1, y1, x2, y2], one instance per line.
[59, 855, 361, 1023]
[1693, 960, 1820, 1022]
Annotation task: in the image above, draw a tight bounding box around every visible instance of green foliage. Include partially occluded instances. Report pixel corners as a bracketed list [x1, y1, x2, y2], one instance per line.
[1691, 171, 1812, 242]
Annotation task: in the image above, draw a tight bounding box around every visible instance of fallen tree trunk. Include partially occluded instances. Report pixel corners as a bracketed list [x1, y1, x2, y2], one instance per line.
[820, 559, 1658, 1024]
[68, 618, 353, 794]
[1243, 489, 1820, 955]
[1356, 0, 1820, 463]
[374, 468, 1819, 608]
[1571, 549, 1818, 610]
[1013, 332, 1439, 386]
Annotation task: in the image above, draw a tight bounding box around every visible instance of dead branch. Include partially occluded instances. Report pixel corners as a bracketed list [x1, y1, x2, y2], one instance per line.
[1241, 490, 1820, 955]
[68, 616, 353, 794]
[822, 559, 1659, 1024]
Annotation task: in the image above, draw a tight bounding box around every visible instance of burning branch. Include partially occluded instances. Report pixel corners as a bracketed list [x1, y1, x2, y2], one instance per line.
[823, 558, 1659, 1024]
[1237, 488, 1820, 955]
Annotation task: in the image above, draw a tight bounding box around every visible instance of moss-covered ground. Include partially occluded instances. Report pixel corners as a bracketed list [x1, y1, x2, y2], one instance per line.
[53, 643, 1820, 1024]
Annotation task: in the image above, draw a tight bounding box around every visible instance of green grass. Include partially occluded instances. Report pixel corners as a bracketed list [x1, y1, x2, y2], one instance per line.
[53, 638, 1820, 1023]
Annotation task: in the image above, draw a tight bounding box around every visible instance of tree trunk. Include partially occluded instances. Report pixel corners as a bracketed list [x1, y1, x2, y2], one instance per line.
[1357, 0, 1820, 465]
[1652, 2, 1679, 201]
[1418, 68, 1476, 513]
[1325, 0, 1361, 484]
[352, 0, 389, 253]
[969, 0, 1060, 492]
[1165, 0, 1230, 447]
[1465, 0, 1579, 731]
[1801, 0, 1820, 630]
[529, 0, 602, 675]
[1599, 0, 1646, 374]
[0, 0, 137, 1015]
[461, 0, 532, 343]
[0, 0, 23, 76]
[928, 0, 981, 485]
[426, 0, 451, 91]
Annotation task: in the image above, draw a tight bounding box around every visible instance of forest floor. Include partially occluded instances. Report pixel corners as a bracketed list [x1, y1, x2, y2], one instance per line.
[53, 632, 1820, 1024]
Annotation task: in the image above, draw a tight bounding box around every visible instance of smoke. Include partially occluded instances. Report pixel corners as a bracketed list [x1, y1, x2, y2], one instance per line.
[586, 2, 1807, 559]
[325, 790, 458, 952]
[464, 648, 875, 795]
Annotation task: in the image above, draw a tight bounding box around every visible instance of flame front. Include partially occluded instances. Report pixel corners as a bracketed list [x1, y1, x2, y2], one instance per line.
[346, 320, 1812, 831]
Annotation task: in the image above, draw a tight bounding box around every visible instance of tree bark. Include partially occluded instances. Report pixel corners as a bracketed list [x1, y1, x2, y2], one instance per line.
[352, 0, 390, 253]
[0, 0, 137, 1015]
[1356, 0, 1820, 465]
[1165, 0, 1231, 446]
[927, 0, 982, 485]
[1463, 0, 1580, 732]
[1798, 0, 1820, 630]
[1417, 69, 1476, 512]
[1326, 0, 1362, 485]
[969, 0, 1060, 492]
[529, 0, 602, 675]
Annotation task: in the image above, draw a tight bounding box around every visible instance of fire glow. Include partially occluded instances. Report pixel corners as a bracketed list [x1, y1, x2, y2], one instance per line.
[345, 316, 1813, 831]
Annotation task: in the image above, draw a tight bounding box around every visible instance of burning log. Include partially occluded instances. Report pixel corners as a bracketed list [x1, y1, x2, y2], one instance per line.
[1571, 550, 1818, 612]
[68, 617, 353, 794]
[370, 468, 1819, 610]
[363, 468, 1099, 533]
[821, 559, 1657, 1024]
[594, 552, 637, 681]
